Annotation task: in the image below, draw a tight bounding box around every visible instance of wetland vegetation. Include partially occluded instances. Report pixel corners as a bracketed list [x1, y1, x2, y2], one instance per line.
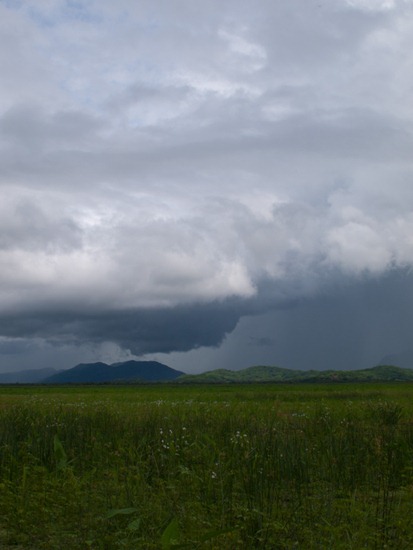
[1, 383, 413, 548]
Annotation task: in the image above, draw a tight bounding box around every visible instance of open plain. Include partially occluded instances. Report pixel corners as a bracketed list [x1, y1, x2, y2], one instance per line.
[1, 382, 413, 548]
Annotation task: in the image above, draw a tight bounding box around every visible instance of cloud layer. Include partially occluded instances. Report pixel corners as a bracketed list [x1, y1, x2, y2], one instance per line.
[1, 0, 413, 370]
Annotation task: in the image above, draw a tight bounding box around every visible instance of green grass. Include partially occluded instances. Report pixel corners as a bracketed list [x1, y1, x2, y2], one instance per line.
[1, 383, 413, 548]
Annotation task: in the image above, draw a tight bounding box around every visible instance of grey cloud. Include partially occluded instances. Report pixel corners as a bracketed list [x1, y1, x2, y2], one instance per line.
[106, 83, 193, 112]
[0, 198, 82, 252]
[0, 338, 36, 355]
[0, 105, 104, 162]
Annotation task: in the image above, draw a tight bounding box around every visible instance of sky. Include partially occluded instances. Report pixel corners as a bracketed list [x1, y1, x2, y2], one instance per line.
[1, 0, 413, 374]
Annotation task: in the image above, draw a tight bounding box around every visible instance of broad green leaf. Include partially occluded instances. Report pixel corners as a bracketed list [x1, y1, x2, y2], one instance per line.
[161, 517, 180, 549]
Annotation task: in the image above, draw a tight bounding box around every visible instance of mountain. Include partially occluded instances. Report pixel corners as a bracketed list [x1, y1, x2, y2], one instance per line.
[2, 363, 413, 385]
[178, 364, 413, 383]
[0, 368, 61, 384]
[42, 360, 184, 384]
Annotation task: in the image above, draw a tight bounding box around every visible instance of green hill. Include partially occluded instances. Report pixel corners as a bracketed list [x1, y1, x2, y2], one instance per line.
[178, 365, 413, 383]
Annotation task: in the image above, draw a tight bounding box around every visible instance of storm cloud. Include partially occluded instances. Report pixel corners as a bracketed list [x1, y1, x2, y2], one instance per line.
[1, 0, 413, 372]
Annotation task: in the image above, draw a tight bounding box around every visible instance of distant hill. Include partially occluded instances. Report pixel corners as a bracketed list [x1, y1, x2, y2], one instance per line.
[2, 363, 413, 385]
[0, 368, 61, 384]
[42, 360, 184, 384]
[178, 364, 413, 383]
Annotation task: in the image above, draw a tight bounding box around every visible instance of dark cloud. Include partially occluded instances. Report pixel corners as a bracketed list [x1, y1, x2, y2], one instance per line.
[0, 299, 247, 356]
[248, 336, 274, 348]
[162, 268, 413, 373]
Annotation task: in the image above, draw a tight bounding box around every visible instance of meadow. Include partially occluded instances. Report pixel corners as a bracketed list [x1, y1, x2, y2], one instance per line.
[1, 382, 413, 549]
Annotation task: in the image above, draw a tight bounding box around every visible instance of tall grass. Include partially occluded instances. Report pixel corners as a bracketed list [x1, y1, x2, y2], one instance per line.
[0, 384, 413, 548]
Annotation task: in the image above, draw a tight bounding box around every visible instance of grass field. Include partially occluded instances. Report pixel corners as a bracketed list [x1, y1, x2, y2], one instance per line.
[1, 382, 413, 548]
